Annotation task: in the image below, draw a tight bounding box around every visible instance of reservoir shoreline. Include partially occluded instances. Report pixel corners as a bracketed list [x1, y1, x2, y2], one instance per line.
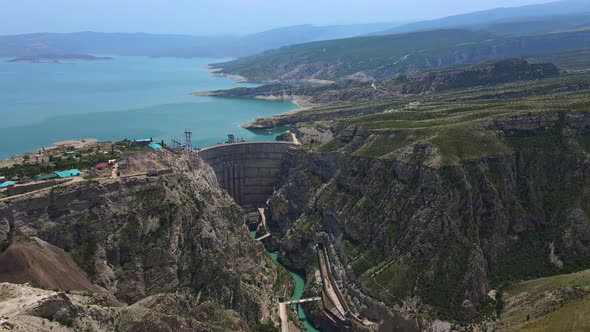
[0, 56, 298, 160]
[196, 66, 326, 130]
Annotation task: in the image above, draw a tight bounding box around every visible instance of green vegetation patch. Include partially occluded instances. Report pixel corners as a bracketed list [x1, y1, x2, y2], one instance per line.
[430, 124, 511, 163]
[351, 123, 511, 164]
[352, 132, 418, 158]
[363, 255, 423, 305]
[507, 268, 590, 295]
[497, 269, 590, 331]
[491, 231, 560, 286]
[341, 237, 383, 277]
[530, 48, 590, 71]
[272, 259, 292, 297]
[0, 227, 15, 252]
[419, 235, 472, 321]
[54, 317, 75, 327]
[70, 240, 98, 278]
[316, 137, 348, 152]
[251, 321, 280, 332]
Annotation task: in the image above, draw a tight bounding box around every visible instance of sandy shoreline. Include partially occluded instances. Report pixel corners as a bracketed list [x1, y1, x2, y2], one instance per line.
[252, 95, 316, 114]
[202, 64, 249, 83]
[52, 138, 98, 148]
[210, 71, 249, 83]
[240, 95, 320, 129]
[197, 65, 323, 129]
[191, 87, 316, 126]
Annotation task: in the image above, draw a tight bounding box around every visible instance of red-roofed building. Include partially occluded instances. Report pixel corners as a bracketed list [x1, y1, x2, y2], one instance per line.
[92, 162, 109, 170]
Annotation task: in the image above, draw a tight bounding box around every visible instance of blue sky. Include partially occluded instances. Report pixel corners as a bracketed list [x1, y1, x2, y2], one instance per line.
[1, 0, 553, 35]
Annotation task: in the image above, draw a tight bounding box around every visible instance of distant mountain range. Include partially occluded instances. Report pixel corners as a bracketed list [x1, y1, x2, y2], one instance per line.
[0, 0, 588, 60]
[0, 23, 404, 59]
[374, 0, 590, 35]
[8, 54, 112, 63]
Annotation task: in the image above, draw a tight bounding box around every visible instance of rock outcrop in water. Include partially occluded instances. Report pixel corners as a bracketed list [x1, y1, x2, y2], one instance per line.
[0, 150, 289, 331]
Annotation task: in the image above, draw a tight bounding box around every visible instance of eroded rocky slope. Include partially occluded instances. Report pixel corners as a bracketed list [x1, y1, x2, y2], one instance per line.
[213, 29, 589, 82]
[266, 110, 590, 329]
[197, 59, 560, 104]
[0, 151, 288, 331]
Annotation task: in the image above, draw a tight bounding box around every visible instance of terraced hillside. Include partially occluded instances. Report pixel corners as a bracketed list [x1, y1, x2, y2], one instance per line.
[319, 76, 590, 163]
[496, 269, 590, 331]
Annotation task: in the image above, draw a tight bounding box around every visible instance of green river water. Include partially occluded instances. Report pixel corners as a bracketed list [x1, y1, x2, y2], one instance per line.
[250, 231, 320, 331]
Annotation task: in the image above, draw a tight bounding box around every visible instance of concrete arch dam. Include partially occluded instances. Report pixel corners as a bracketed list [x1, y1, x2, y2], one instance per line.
[199, 141, 297, 206]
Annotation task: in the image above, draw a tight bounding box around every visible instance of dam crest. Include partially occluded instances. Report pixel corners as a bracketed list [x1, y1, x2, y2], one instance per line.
[199, 141, 298, 207]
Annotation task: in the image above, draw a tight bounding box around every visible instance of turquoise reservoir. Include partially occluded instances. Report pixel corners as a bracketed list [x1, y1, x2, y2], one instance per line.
[0, 56, 297, 159]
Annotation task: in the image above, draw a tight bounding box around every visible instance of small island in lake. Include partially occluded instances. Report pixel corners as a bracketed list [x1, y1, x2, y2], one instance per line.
[8, 54, 113, 63]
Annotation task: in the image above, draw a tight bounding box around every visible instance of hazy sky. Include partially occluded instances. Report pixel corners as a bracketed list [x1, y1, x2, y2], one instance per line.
[2, 0, 554, 35]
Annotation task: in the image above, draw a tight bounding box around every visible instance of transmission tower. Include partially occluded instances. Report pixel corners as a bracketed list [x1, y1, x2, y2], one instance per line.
[184, 129, 193, 151]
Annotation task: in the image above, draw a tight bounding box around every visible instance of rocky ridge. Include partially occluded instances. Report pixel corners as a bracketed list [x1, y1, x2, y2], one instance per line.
[0, 150, 288, 331]
[198, 59, 558, 103]
[265, 110, 590, 329]
[212, 29, 589, 82]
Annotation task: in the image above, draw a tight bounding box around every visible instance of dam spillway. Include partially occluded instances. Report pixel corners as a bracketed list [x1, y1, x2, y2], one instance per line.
[199, 141, 297, 206]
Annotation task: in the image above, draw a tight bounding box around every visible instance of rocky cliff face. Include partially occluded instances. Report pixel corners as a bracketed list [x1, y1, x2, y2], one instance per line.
[395, 59, 560, 94]
[0, 151, 287, 330]
[267, 111, 590, 327]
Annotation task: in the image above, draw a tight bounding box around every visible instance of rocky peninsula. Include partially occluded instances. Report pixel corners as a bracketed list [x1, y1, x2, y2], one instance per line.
[8, 54, 113, 63]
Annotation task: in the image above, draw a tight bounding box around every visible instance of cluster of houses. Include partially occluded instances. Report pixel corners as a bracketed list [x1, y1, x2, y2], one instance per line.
[32, 169, 82, 181]
[0, 158, 129, 192]
[0, 169, 83, 197]
[0, 176, 13, 189]
[1, 137, 159, 192]
[0, 169, 83, 190]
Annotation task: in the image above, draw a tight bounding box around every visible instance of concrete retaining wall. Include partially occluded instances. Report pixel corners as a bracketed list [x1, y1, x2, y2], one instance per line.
[199, 141, 296, 206]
